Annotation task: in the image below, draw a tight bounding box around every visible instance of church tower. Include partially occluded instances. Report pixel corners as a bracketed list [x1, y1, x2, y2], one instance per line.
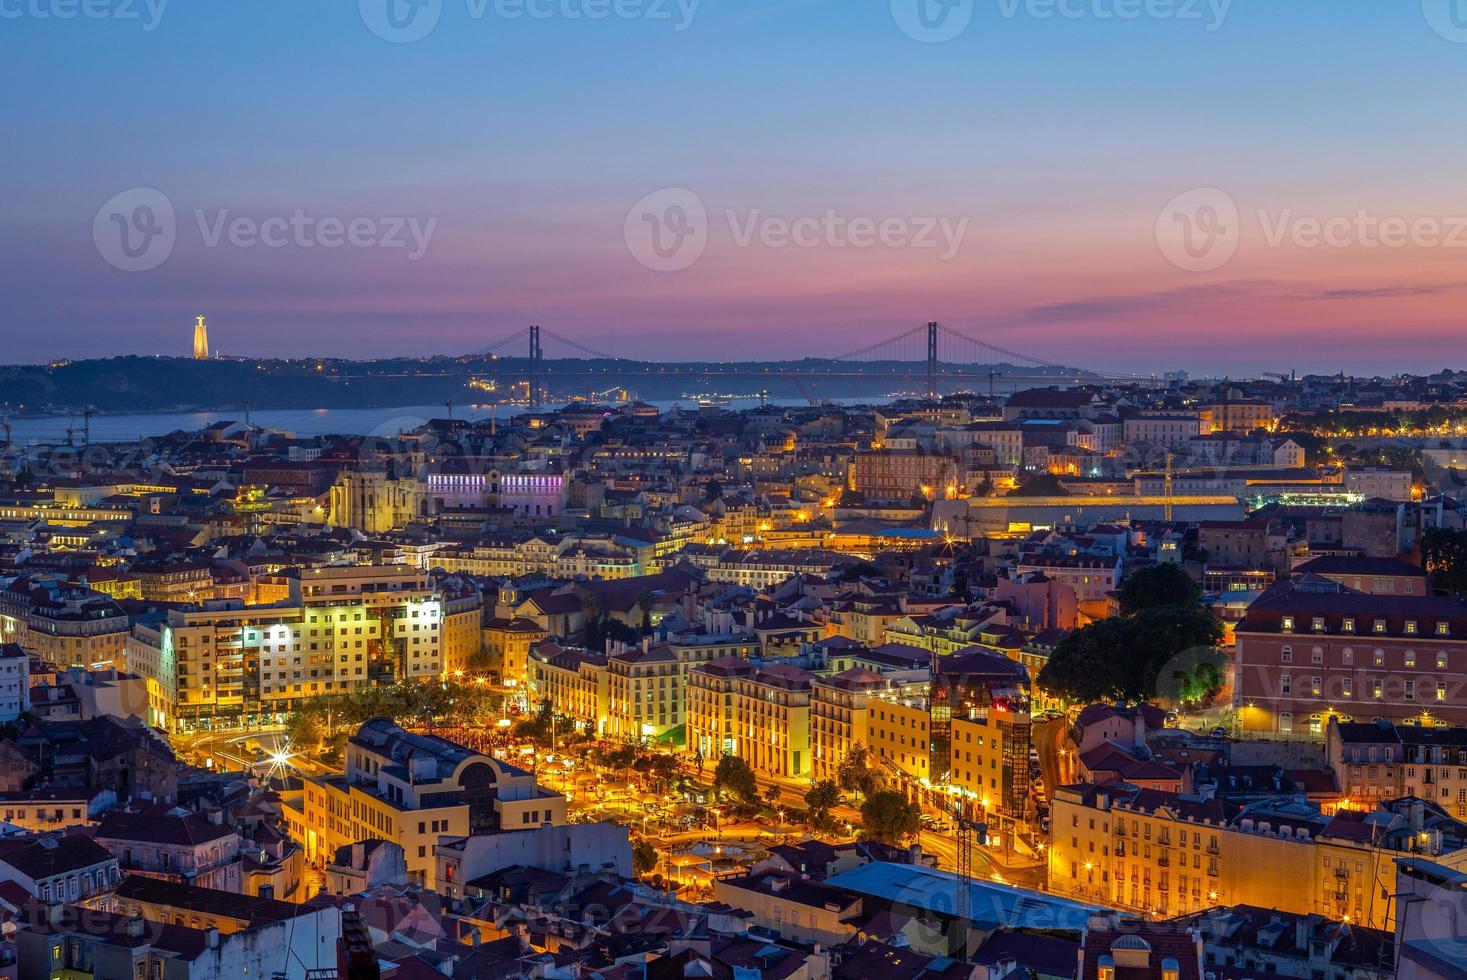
[192, 315, 210, 359]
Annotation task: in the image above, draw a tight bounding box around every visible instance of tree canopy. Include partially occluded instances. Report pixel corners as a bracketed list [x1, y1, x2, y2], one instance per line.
[1116, 563, 1202, 616]
[1423, 527, 1467, 598]
[859, 790, 922, 845]
[1038, 604, 1223, 706]
[713, 754, 758, 804]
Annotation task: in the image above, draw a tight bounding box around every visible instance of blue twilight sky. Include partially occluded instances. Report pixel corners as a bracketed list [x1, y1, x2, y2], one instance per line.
[3, 0, 1466, 374]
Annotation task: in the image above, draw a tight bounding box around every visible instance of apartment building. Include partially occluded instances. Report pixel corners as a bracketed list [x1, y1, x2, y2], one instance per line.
[127, 565, 446, 731]
[1234, 578, 1467, 735]
[527, 643, 610, 732]
[687, 660, 814, 779]
[288, 718, 565, 890]
[810, 668, 887, 782]
[481, 616, 548, 687]
[1050, 783, 1467, 929]
[1327, 718, 1467, 819]
[849, 449, 955, 502]
[951, 698, 1032, 823]
[0, 575, 130, 670]
[93, 804, 242, 893]
[604, 642, 685, 742]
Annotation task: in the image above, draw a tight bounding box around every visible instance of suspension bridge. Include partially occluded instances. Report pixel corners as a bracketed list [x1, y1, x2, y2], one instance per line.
[442, 322, 1160, 406]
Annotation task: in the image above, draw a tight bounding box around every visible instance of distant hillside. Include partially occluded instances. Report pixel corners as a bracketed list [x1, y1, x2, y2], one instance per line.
[0, 355, 1090, 414]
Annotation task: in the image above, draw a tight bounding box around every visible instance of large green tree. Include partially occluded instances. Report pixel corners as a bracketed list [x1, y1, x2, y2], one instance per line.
[713, 754, 758, 804]
[836, 744, 883, 800]
[1423, 528, 1467, 598]
[805, 780, 840, 826]
[1117, 563, 1202, 616]
[859, 790, 922, 845]
[1038, 606, 1223, 705]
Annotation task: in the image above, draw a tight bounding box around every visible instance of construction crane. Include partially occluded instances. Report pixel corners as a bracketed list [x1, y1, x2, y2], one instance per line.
[948, 795, 988, 959]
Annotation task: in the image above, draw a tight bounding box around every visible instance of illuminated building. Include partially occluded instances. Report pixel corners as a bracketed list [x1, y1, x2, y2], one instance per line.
[1234, 578, 1467, 735]
[687, 659, 813, 779]
[527, 642, 609, 731]
[0, 574, 130, 670]
[1050, 784, 1467, 929]
[604, 641, 685, 742]
[287, 720, 566, 891]
[811, 668, 888, 782]
[126, 566, 445, 730]
[192, 314, 209, 360]
[481, 616, 547, 687]
[951, 697, 1031, 824]
[849, 449, 955, 503]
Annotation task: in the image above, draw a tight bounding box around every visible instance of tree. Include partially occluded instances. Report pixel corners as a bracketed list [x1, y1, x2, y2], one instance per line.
[805, 780, 840, 827]
[632, 839, 658, 876]
[1423, 528, 1467, 598]
[836, 744, 883, 800]
[1117, 563, 1202, 616]
[860, 790, 921, 845]
[713, 754, 758, 804]
[1038, 606, 1223, 706]
[763, 784, 782, 807]
[1012, 474, 1068, 497]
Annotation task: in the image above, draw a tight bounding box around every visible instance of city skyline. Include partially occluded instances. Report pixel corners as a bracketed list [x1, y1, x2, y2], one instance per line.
[5, 2, 1467, 375]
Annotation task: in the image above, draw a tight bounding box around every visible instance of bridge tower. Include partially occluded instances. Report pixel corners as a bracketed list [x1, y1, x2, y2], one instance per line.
[926, 321, 939, 399]
[528, 324, 544, 408]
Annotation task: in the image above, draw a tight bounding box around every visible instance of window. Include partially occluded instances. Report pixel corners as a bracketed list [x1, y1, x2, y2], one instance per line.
[1281, 646, 1293, 663]
[1282, 617, 1295, 632]
[1438, 623, 1451, 637]
[1406, 621, 1419, 635]
[1343, 618, 1356, 633]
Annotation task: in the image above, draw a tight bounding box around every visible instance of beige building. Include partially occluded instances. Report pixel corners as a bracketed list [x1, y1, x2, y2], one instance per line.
[1050, 783, 1467, 930]
[285, 718, 565, 890]
[527, 643, 610, 732]
[127, 565, 447, 730]
[0, 575, 131, 670]
[687, 659, 814, 779]
[481, 617, 548, 688]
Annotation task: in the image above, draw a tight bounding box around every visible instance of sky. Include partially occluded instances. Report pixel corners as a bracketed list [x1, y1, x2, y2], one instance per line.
[3, 0, 1466, 376]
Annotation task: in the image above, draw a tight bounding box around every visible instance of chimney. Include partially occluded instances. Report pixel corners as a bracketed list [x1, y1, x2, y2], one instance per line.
[1411, 801, 1426, 832]
[1295, 916, 1309, 951]
[205, 927, 220, 949]
[127, 914, 146, 939]
[1133, 708, 1148, 752]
